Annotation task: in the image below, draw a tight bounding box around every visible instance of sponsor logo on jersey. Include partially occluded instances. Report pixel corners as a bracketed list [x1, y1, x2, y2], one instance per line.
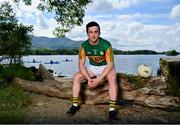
[100, 51, 104, 55]
[88, 56, 105, 63]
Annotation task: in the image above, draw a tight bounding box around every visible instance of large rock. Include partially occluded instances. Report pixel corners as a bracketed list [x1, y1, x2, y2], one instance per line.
[13, 76, 180, 109]
[145, 95, 180, 108]
[142, 77, 168, 95]
[36, 64, 54, 81]
[160, 57, 180, 96]
[12, 64, 180, 108]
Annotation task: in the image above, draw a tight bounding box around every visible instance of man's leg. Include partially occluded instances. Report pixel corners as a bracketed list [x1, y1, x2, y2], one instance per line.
[72, 71, 86, 98]
[66, 71, 85, 115]
[67, 70, 95, 116]
[72, 70, 95, 100]
[105, 68, 119, 120]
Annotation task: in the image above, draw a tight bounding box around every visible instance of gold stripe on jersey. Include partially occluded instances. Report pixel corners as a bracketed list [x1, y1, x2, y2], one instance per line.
[105, 47, 114, 64]
[79, 46, 86, 60]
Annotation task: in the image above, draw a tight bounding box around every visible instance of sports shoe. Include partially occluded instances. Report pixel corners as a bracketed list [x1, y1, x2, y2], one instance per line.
[66, 105, 80, 116]
[109, 110, 119, 121]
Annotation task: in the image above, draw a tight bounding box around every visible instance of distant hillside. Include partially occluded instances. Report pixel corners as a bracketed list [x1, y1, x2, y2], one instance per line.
[32, 36, 82, 49]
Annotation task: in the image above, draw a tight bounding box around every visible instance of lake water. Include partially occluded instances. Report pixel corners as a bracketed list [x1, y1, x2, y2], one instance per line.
[22, 55, 167, 78]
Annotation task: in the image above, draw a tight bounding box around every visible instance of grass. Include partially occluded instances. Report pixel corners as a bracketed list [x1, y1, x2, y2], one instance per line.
[0, 84, 31, 123]
[0, 64, 36, 82]
[0, 64, 36, 123]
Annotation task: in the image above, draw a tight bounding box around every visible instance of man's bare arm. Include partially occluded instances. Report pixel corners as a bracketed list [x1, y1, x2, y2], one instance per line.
[99, 62, 114, 80]
[89, 63, 114, 88]
[79, 59, 91, 81]
[99, 45, 115, 80]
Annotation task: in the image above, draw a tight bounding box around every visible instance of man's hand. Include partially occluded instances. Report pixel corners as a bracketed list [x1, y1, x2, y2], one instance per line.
[87, 78, 94, 87]
[88, 76, 104, 88]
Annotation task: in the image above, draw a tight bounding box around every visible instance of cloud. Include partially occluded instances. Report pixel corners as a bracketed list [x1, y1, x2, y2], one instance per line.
[35, 12, 48, 30]
[15, 0, 41, 14]
[66, 0, 180, 52]
[87, 0, 164, 13]
[110, 0, 164, 9]
[111, 0, 140, 9]
[67, 13, 180, 51]
[87, 0, 112, 13]
[1, 0, 180, 51]
[170, 4, 180, 18]
[66, 26, 86, 41]
[3, 0, 55, 37]
[115, 23, 180, 51]
[33, 17, 57, 37]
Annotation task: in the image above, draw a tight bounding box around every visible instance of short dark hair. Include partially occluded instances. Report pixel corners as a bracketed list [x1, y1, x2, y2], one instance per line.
[86, 21, 100, 33]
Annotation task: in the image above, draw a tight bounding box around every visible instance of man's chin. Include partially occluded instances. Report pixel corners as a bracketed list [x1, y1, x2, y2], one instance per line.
[90, 38, 98, 42]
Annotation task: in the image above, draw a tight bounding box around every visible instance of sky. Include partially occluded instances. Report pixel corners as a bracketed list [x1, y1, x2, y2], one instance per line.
[1, 0, 180, 52]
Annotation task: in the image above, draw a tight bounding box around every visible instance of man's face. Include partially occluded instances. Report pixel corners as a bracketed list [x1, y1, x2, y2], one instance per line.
[87, 26, 100, 43]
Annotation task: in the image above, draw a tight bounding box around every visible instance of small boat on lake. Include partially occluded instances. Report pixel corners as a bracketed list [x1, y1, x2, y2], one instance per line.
[27, 59, 42, 63]
[44, 60, 60, 64]
[61, 58, 73, 62]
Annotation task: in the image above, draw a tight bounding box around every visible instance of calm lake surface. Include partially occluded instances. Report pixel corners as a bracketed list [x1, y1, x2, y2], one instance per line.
[22, 55, 167, 78]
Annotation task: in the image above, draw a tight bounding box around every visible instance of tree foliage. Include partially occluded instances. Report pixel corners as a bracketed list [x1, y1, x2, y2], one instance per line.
[166, 49, 178, 56]
[0, 2, 33, 64]
[0, 2, 17, 24]
[114, 50, 158, 55]
[30, 48, 79, 55]
[29, 48, 162, 55]
[13, 0, 92, 37]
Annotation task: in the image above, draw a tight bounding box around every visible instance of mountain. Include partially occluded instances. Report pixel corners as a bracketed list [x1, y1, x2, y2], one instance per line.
[32, 36, 82, 49]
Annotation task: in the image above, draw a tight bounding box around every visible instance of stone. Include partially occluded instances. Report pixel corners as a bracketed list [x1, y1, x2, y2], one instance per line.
[160, 57, 180, 96]
[12, 66, 180, 109]
[145, 95, 180, 108]
[13, 75, 180, 108]
[36, 64, 54, 81]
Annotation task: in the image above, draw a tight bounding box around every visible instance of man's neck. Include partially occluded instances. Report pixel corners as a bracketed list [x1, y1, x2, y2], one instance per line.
[89, 38, 99, 45]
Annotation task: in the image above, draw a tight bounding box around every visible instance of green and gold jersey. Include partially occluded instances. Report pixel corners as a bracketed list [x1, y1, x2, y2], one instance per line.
[79, 37, 114, 66]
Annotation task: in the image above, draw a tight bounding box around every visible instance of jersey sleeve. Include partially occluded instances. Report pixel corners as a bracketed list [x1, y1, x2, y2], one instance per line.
[105, 45, 114, 64]
[79, 45, 86, 60]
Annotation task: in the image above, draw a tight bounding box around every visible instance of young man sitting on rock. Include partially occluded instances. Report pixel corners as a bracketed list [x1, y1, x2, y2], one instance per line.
[66, 21, 119, 120]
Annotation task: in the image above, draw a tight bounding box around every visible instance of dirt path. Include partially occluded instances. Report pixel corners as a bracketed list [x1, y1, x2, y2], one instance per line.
[23, 93, 180, 124]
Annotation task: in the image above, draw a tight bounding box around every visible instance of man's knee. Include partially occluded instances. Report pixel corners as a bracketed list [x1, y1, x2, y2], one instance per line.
[73, 72, 83, 81]
[106, 70, 117, 83]
[73, 72, 87, 82]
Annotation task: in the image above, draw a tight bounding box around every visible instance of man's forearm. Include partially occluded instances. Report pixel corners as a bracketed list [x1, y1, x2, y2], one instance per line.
[99, 63, 114, 79]
[79, 64, 91, 80]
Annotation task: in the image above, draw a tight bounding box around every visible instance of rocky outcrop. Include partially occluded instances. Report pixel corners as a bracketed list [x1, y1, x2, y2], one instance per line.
[36, 64, 54, 81]
[13, 74, 180, 109]
[117, 76, 179, 108]
[160, 57, 180, 96]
